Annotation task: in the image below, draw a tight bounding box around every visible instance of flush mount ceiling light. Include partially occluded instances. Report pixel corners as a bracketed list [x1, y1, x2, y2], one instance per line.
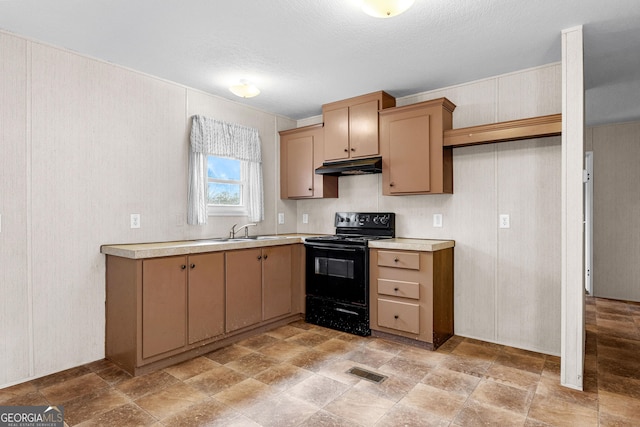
[229, 80, 260, 98]
[361, 0, 415, 18]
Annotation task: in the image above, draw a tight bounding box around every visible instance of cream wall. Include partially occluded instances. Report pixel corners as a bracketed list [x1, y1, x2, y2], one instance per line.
[0, 31, 295, 387]
[296, 64, 563, 355]
[586, 121, 640, 302]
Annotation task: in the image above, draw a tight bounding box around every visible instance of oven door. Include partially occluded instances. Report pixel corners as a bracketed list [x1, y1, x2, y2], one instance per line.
[305, 242, 368, 305]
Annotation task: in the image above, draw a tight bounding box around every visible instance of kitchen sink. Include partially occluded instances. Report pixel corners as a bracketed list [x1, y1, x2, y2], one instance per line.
[195, 236, 285, 243]
[230, 236, 280, 241]
[194, 238, 229, 243]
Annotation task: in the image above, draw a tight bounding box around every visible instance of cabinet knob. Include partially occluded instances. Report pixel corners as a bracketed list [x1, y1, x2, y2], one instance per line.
[344, 148, 348, 152]
[180, 264, 186, 270]
[308, 187, 313, 191]
[394, 287, 399, 291]
[394, 258, 399, 263]
[389, 182, 395, 187]
[394, 315, 399, 319]
[257, 255, 262, 260]
[350, 148, 355, 151]
[263, 254, 268, 260]
[190, 264, 195, 269]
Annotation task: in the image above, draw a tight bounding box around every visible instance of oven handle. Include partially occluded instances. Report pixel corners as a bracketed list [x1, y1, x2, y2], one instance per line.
[335, 307, 359, 316]
[304, 243, 365, 252]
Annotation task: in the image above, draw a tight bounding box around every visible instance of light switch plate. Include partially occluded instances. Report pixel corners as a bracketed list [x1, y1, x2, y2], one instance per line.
[302, 213, 309, 224]
[499, 214, 510, 229]
[433, 214, 443, 228]
[278, 213, 285, 224]
[130, 213, 141, 229]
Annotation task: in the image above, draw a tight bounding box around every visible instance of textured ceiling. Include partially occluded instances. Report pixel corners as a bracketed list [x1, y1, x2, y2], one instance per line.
[1, 0, 639, 125]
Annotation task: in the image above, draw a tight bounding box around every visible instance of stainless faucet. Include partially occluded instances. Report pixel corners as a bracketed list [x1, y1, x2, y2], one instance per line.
[229, 223, 257, 238]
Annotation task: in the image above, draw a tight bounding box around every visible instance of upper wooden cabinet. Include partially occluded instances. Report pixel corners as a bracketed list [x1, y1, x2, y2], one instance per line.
[379, 98, 456, 195]
[322, 91, 396, 162]
[279, 124, 338, 200]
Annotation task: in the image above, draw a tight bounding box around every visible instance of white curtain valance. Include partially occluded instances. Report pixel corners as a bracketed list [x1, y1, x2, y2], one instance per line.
[187, 115, 264, 225]
[190, 115, 262, 163]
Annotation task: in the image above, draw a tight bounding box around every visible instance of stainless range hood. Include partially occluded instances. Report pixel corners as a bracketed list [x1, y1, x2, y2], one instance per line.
[315, 156, 382, 176]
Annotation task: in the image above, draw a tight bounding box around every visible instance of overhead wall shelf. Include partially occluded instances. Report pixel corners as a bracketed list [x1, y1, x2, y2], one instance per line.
[443, 113, 562, 148]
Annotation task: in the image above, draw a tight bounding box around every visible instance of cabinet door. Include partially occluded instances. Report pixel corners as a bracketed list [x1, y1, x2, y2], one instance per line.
[323, 107, 349, 161]
[387, 114, 431, 194]
[286, 135, 314, 198]
[142, 257, 187, 359]
[225, 249, 262, 332]
[349, 99, 379, 158]
[263, 245, 292, 320]
[188, 252, 224, 344]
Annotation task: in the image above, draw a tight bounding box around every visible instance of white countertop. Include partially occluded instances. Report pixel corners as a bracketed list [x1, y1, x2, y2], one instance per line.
[101, 235, 455, 259]
[368, 238, 455, 252]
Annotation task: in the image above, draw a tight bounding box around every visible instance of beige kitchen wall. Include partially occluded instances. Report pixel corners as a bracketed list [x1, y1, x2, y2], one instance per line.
[587, 121, 640, 302]
[296, 63, 563, 355]
[0, 30, 294, 387]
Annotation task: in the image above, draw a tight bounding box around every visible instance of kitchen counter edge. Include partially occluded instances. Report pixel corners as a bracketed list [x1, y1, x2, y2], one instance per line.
[368, 238, 455, 252]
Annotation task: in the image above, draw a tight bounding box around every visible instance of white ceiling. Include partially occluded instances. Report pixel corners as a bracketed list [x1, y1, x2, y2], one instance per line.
[1, 0, 640, 125]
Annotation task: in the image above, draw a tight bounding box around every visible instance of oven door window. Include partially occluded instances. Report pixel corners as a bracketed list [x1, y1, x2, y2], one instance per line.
[315, 257, 354, 279]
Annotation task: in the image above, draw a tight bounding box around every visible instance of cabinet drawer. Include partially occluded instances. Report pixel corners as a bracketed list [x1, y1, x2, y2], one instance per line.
[377, 298, 420, 334]
[377, 251, 420, 270]
[378, 278, 419, 300]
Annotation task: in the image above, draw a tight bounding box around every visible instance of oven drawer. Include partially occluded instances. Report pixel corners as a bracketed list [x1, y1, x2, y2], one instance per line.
[377, 298, 420, 334]
[377, 278, 419, 300]
[377, 251, 420, 270]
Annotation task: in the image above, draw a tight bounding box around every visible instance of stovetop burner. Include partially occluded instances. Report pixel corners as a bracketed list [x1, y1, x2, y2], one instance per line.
[304, 212, 395, 247]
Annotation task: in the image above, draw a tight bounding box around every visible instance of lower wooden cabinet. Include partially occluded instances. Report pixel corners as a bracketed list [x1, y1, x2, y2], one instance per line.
[105, 243, 303, 375]
[370, 247, 454, 348]
[188, 253, 225, 344]
[225, 248, 263, 333]
[225, 245, 293, 332]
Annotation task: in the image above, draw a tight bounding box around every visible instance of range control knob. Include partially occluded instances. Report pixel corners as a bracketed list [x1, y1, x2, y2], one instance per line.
[373, 216, 380, 224]
[379, 215, 389, 225]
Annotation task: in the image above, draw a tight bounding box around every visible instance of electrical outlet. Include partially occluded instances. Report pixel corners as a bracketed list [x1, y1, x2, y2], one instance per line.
[433, 214, 443, 228]
[130, 213, 141, 229]
[278, 213, 285, 224]
[499, 214, 510, 229]
[302, 213, 309, 224]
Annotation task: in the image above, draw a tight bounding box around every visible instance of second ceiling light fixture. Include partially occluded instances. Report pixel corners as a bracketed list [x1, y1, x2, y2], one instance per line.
[361, 0, 415, 18]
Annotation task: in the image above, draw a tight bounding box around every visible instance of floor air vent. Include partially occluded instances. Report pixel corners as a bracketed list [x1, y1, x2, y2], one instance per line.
[347, 367, 387, 384]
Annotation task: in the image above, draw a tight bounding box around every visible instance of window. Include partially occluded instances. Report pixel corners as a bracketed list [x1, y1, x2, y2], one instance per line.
[188, 115, 263, 225]
[207, 155, 248, 216]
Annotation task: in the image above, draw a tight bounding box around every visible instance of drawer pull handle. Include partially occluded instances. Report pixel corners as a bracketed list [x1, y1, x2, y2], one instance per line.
[394, 315, 399, 319]
[394, 287, 399, 291]
[394, 258, 399, 262]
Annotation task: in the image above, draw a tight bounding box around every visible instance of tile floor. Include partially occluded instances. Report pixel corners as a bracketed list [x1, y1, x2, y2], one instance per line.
[2, 296, 640, 426]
